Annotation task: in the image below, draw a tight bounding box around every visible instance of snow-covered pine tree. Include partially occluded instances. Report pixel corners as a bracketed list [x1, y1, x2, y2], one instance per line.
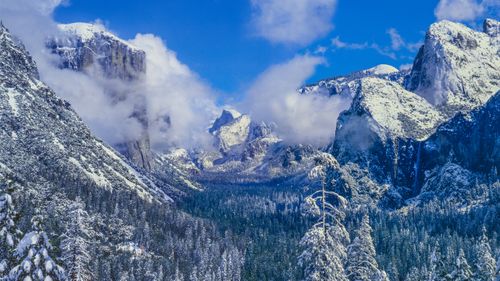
[298, 153, 350, 281]
[0, 177, 22, 278]
[404, 267, 422, 281]
[345, 214, 388, 281]
[9, 215, 66, 281]
[60, 198, 94, 281]
[450, 249, 473, 281]
[473, 228, 495, 281]
[427, 244, 448, 281]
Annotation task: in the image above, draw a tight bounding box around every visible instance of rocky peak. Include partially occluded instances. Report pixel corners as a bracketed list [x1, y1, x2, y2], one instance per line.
[49, 23, 145, 80]
[209, 109, 241, 134]
[405, 20, 499, 116]
[483, 18, 499, 37]
[212, 112, 252, 153]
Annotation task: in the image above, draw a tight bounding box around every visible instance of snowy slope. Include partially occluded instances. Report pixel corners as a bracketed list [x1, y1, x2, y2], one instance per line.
[347, 77, 445, 141]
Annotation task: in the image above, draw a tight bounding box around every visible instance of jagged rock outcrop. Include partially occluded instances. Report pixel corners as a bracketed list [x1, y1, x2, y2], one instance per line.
[406, 19, 500, 116]
[48, 23, 154, 171]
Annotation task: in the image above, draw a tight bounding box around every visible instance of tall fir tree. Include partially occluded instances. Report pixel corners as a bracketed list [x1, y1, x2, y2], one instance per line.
[473, 228, 495, 281]
[0, 177, 22, 279]
[298, 153, 350, 281]
[9, 215, 66, 281]
[60, 198, 94, 281]
[427, 244, 448, 281]
[345, 214, 388, 281]
[450, 249, 473, 281]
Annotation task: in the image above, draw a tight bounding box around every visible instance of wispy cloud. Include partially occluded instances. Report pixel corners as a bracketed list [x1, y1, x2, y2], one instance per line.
[331, 36, 368, 50]
[386, 28, 422, 52]
[241, 55, 351, 146]
[328, 28, 422, 60]
[387, 28, 404, 50]
[250, 0, 337, 46]
[330, 37, 397, 59]
[435, 0, 483, 21]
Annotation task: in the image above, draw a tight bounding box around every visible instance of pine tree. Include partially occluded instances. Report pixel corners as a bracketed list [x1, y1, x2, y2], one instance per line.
[473, 229, 495, 281]
[9, 215, 66, 281]
[405, 267, 423, 281]
[345, 214, 388, 281]
[450, 249, 473, 281]
[427, 244, 448, 281]
[298, 153, 350, 281]
[60, 198, 94, 281]
[0, 178, 21, 278]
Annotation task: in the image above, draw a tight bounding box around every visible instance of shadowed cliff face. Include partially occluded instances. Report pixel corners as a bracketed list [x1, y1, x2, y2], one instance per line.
[47, 23, 154, 171]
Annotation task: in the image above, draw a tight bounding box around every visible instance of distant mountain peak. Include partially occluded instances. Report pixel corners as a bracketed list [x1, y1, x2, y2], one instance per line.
[363, 64, 399, 76]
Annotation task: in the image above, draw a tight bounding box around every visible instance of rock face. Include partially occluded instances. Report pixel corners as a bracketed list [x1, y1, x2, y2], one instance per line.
[0, 23, 165, 201]
[211, 110, 252, 153]
[331, 77, 445, 186]
[405, 19, 500, 116]
[48, 23, 154, 171]
[50, 23, 145, 80]
[418, 91, 499, 183]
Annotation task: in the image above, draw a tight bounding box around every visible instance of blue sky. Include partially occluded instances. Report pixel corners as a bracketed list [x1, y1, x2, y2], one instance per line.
[54, 0, 495, 97]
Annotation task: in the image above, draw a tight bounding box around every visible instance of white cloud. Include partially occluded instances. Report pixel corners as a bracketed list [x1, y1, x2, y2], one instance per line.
[329, 30, 422, 60]
[330, 37, 397, 59]
[129, 34, 218, 150]
[434, 0, 485, 21]
[0, 0, 219, 151]
[241, 55, 351, 146]
[250, 0, 337, 46]
[387, 28, 405, 50]
[331, 36, 368, 49]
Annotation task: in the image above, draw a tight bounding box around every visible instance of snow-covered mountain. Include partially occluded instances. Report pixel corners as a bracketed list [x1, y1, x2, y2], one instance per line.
[48, 23, 154, 171]
[406, 19, 499, 116]
[0, 22, 243, 280]
[45, 18, 499, 204]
